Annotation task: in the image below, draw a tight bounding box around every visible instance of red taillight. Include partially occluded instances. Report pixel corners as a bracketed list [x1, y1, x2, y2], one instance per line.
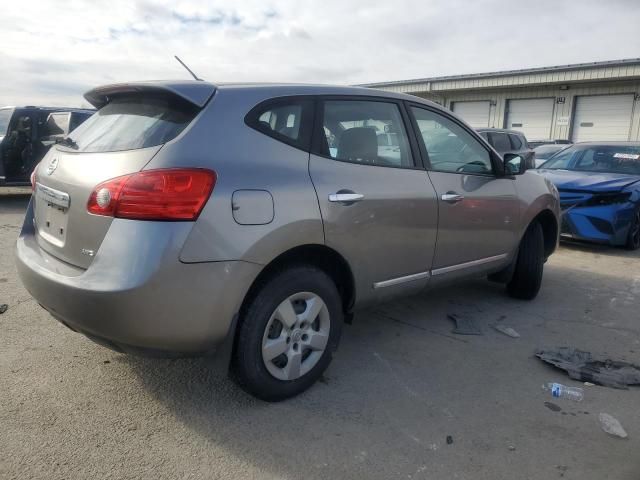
[87, 169, 216, 221]
[30, 169, 37, 191]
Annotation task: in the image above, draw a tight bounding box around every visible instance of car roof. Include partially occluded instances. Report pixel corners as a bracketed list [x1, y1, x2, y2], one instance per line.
[476, 127, 524, 135]
[83, 80, 445, 111]
[0, 106, 94, 112]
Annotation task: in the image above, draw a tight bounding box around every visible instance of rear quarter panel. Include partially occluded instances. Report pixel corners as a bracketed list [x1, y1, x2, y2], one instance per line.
[144, 88, 324, 264]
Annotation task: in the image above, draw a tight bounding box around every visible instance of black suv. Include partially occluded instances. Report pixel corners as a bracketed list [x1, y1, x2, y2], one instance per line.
[477, 128, 534, 169]
[0, 106, 94, 186]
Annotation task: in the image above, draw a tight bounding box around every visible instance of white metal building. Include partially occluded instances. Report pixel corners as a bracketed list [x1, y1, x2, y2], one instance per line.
[361, 59, 640, 142]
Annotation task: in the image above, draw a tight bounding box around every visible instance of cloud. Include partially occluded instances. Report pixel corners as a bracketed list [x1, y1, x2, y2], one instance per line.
[0, 0, 638, 106]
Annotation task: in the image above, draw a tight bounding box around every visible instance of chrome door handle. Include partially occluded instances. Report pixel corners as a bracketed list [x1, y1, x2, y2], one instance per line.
[328, 193, 364, 203]
[441, 192, 464, 203]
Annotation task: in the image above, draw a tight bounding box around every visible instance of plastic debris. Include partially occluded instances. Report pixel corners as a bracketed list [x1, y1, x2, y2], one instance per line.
[0, 304, 7, 314]
[542, 382, 584, 401]
[535, 347, 640, 389]
[447, 313, 482, 335]
[599, 413, 628, 438]
[493, 324, 520, 338]
[584, 382, 595, 387]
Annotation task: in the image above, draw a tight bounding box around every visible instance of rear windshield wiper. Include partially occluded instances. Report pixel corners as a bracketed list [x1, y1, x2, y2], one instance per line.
[57, 137, 79, 150]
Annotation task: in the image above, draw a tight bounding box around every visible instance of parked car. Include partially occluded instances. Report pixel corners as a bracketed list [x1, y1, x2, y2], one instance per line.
[16, 81, 560, 401]
[534, 144, 570, 168]
[477, 128, 535, 169]
[0, 106, 93, 186]
[529, 139, 572, 149]
[538, 142, 640, 249]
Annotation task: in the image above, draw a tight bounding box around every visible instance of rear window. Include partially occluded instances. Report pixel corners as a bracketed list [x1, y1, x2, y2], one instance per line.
[508, 134, 523, 149]
[70, 112, 93, 132]
[64, 96, 198, 153]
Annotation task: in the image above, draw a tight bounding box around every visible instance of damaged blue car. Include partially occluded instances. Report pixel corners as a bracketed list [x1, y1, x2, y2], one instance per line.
[539, 142, 640, 250]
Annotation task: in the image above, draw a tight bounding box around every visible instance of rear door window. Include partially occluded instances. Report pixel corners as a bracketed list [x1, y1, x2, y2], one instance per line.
[64, 96, 199, 153]
[316, 100, 414, 168]
[488, 132, 511, 152]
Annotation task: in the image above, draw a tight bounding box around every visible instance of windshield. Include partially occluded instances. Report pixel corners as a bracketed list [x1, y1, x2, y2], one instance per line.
[541, 145, 640, 175]
[0, 108, 14, 136]
[534, 145, 565, 158]
[64, 96, 198, 153]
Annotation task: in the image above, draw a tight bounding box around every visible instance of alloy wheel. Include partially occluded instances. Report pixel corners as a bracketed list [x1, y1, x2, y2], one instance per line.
[261, 292, 330, 381]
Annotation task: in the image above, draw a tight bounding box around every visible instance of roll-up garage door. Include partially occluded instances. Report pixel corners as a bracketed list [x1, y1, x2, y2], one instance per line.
[452, 101, 491, 128]
[505, 98, 554, 141]
[571, 94, 634, 142]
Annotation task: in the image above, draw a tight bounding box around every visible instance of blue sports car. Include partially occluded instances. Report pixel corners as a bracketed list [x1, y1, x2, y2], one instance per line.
[538, 142, 640, 250]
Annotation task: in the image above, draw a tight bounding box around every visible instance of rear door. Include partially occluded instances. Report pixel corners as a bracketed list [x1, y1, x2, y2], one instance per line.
[309, 97, 438, 303]
[408, 105, 519, 276]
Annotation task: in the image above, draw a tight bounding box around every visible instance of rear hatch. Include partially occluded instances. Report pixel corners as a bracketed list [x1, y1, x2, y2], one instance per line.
[32, 81, 215, 269]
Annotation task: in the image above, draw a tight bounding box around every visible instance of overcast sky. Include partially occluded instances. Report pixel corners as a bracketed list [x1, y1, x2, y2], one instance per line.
[1, 0, 639, 107]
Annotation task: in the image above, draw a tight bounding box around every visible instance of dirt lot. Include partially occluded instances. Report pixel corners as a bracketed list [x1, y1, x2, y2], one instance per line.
[1, 190, 639, 480]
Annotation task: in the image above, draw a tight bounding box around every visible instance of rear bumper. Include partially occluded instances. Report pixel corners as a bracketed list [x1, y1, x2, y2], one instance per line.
[560, 202, 635, 246]
[15, 201, 260, 355]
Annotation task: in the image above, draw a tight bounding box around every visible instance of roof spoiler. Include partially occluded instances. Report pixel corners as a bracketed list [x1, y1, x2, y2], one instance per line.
[83, 81, 216, 109]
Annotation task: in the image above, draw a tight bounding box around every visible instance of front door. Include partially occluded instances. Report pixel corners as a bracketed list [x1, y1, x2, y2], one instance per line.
[309, 98, 438, 305]
[408, 105, 519, 273]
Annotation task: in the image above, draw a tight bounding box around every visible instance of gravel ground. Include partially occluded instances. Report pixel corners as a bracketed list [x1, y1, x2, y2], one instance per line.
[1, 190, 639, 480]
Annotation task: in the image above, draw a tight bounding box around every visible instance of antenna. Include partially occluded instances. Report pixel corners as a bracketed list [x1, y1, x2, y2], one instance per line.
[174, 55, 202, 81]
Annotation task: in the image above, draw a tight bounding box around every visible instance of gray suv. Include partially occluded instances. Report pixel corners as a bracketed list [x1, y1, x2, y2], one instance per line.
[16, 81, 560, 400]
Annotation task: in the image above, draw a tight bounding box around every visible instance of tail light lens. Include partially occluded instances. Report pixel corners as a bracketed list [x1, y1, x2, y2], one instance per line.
[87, 169, 216, 221]
[30, 168, 37, 191]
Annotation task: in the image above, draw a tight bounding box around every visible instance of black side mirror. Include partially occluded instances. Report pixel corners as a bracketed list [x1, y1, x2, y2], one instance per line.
[504, 153, 525, 175]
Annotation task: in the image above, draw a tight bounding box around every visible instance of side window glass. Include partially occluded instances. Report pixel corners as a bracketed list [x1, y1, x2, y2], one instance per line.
[410, 106, 493, 175]
[488, 132, 511, 152]
[257, 104, 302, 140]
[319, 100, 414, 168]
[508, 134, 523, 149]
[246, 99, 313, 150]
[43, 113, 69, 139]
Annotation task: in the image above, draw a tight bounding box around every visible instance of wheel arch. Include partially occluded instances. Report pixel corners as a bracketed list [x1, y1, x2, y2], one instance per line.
[240, 244, 356, 316]
[531, 209, 559, 259]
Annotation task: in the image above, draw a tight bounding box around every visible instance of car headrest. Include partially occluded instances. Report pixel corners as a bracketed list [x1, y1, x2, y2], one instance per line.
[337, 127, 377, 162]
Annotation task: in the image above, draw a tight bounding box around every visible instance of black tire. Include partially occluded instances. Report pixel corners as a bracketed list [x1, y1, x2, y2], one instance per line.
[507, 221, 544, 300]
[625, 207, 640, 250]
[232, 265, 343, 401]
